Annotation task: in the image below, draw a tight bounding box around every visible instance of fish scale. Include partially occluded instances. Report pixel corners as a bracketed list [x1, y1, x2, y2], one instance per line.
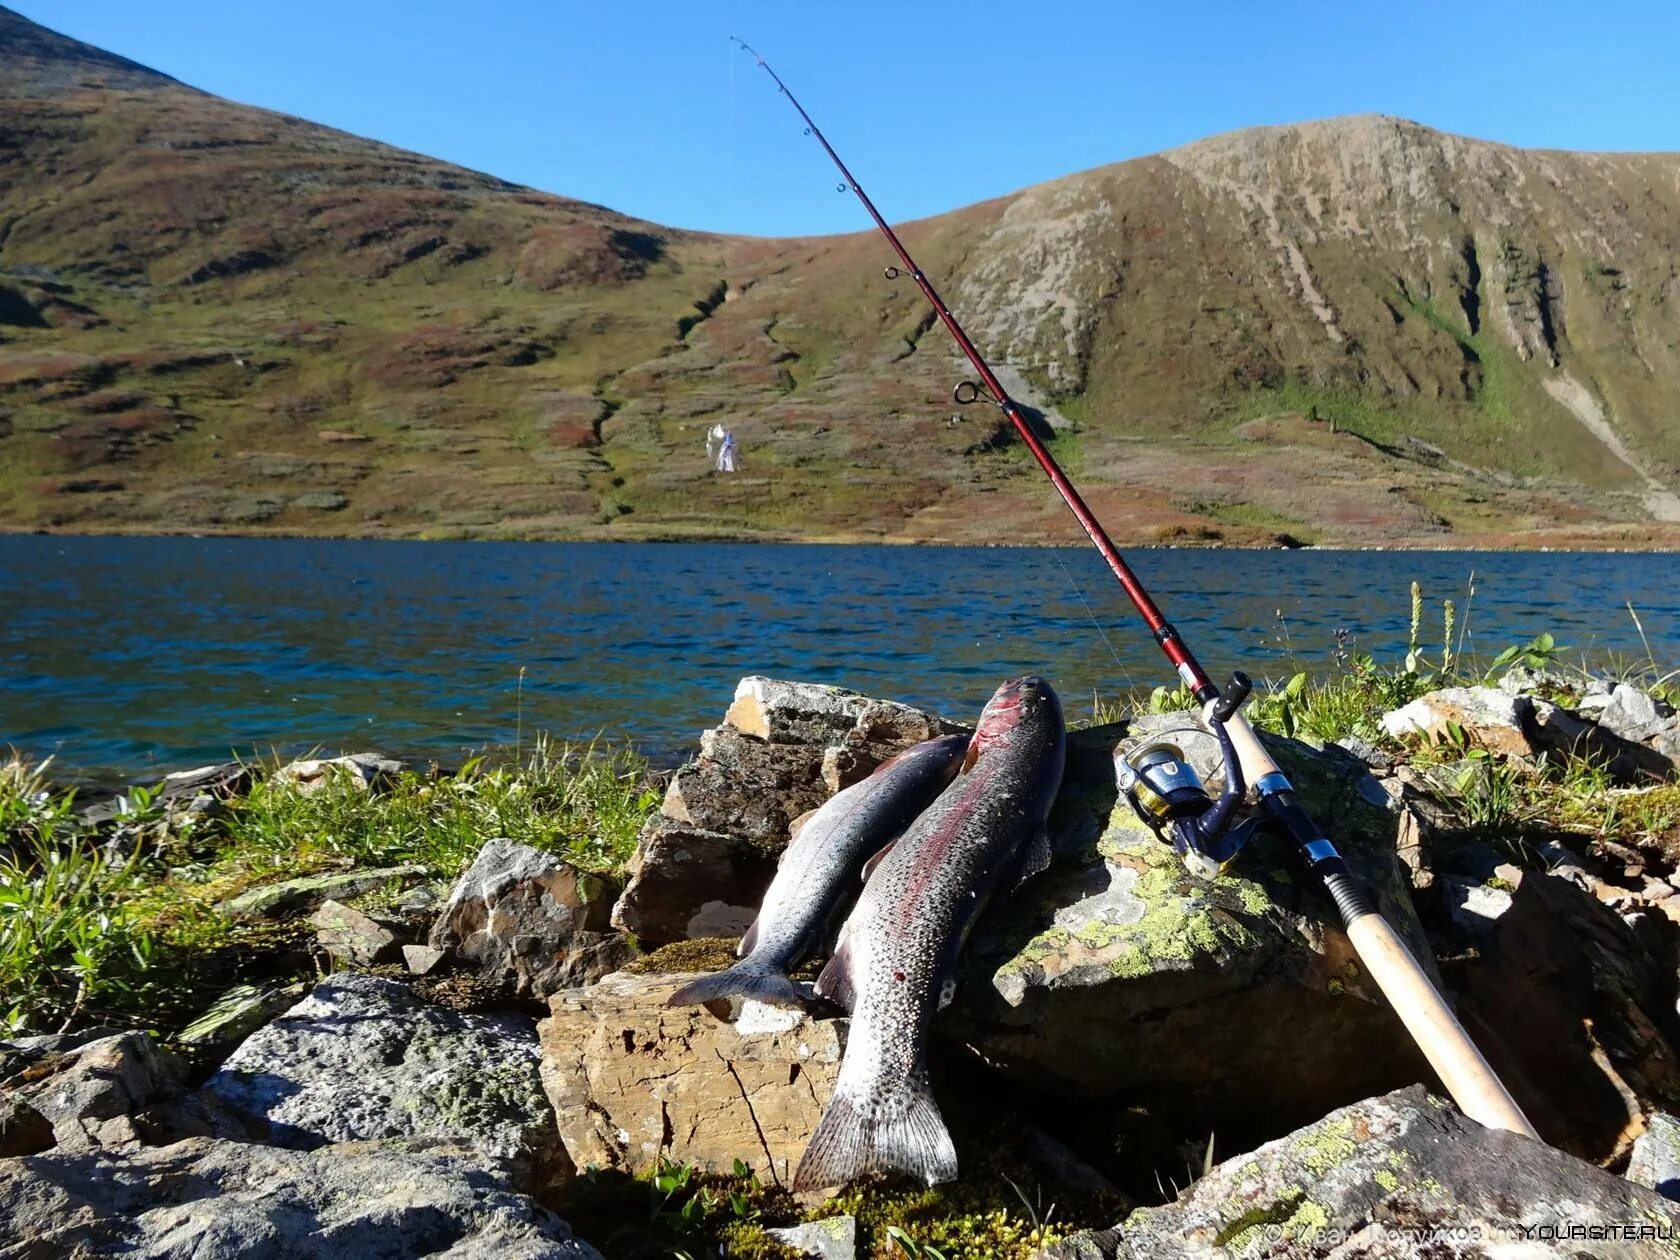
[794, 676, 1066, 1191]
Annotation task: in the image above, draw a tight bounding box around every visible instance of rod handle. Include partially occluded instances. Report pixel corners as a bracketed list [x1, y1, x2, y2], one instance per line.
[1217, 711, 1281, 782]
[1347, 913, 1539, 1138]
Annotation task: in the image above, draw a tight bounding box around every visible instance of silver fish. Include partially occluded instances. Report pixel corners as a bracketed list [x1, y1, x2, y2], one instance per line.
[666, 733, 970, 1009]
[793, 676, 1065, 1191]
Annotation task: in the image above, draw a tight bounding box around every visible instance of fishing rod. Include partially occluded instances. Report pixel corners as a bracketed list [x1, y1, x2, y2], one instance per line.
[731, 37, 1538, 1141]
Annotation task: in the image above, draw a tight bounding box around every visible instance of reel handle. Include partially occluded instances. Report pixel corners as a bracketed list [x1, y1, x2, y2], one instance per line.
[1211, 671, 1251, 724]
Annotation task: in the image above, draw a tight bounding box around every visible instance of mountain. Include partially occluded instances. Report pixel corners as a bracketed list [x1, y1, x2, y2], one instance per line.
[3, 5, 1679, 548]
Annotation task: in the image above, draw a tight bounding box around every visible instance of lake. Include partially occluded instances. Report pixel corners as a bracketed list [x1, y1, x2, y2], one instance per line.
[4, 536, 1678, 786]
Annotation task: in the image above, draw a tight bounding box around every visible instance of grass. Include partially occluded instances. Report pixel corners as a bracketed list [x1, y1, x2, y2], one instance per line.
[0, 734, 660, 1036]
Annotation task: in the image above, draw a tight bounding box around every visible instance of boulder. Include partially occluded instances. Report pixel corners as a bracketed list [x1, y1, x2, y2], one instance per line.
[428, 839, 628, 998]
[206, 974, 568, 1196]
[951, 720, 1436, 1140]
[537, 970, 841, 1186]
[1043, 1085, 1679, 1259]
[17, 1031, 179, 1152]
[611, 678, 958, 947]
[310, 899, 402, 966]
[0, 1136, 602, 1259]
[271, 752, 406, 794]
[1629, 1111, 1680, 1202]
[219, 863, 428, 918]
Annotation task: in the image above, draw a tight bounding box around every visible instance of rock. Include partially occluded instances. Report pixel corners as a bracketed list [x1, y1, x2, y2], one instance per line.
[1599, 682, 1671, 742]
[0, 1095, 54, 1157]
[768, 1216, 857, 1260]
[272, 752, 405, 794]
[1528, 698, 1676, 783]
[663, 725, 836, 844]
[610, 819, 776, 946]
[178, 982, 310, 1047]
[219, 863, 427, 918]
[724, 676, 961, 749]
[611, 677, 959, 947]
[951, 720, 1436, 1139]
[1053, 1085, 1677, 1259]
[79, 761, 250, 829]
[1629, 1112, 1680, 1202]
[206, 974, 569, 1196]
[428, 839, 628, 998]
[0, 1136, 602, 1259]
[1433, 866, 1680, 1162]
[404, 944, 448, 975]
[1379, 686, 1535, 756]
[537, 970, 842, 1185]
[16, 1032, 180, 1152]
[311, 899, 402, 965]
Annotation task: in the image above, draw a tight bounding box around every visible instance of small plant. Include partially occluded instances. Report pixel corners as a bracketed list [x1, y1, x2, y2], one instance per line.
[886, 1225, 951, 1260]
[1485, 632, 1569, 677]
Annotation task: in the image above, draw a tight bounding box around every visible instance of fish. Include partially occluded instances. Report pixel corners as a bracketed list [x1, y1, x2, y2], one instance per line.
[665, 733, 971, 1009]
[792, 676, 1066, 1191]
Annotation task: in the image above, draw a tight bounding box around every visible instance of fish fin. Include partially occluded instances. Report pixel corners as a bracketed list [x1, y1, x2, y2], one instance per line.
[792, 1068, 957, 1191]
[859, 840, 896, 885]
[666, 963, 806, 1009]
[736, 915, 761, 959]
[1015, 826, 1053, 888]
[813, 941, 858, 1012]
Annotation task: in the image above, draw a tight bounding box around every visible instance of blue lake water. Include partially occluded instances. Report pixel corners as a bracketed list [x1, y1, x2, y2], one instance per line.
[3, 536, 1678, 786]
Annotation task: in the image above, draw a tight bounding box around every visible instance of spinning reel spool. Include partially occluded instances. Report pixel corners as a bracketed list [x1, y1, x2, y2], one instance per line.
[1115, 671, 1255, 878]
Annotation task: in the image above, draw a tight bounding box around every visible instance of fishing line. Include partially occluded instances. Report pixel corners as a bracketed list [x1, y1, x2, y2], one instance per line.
[1049, 547, 1133, 689]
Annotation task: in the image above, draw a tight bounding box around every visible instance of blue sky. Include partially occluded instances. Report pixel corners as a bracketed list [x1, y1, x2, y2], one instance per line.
[17, 1, 1680, 237]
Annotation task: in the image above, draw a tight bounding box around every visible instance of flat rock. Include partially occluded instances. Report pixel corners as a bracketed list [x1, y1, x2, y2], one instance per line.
[206, 974, 568, 1195]
[404, 943, 448, 975]
[951, 720, 1437, 1138]
[428, 839, 628, 998]
[768, 1216, 857, 1260]
[178, 982, 310, 1047]
[1379, 686, 1535, 756]
[219, 863, 427, 918]
[1045, 1085, 1679, 1259]
[537, 970, 841, 1186]
[311, 898, 402, 965]
[724, 676, 961, 749]
[0, 1136, 602, 1259]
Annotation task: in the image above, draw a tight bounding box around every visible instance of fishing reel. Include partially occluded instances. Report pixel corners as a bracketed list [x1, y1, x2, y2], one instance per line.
[1115, 672, 1256, 879]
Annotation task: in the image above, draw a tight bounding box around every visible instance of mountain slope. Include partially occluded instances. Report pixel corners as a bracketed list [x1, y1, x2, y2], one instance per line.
[2, 6, 1678, 547]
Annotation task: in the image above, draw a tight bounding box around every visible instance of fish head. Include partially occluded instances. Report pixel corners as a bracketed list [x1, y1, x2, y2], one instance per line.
[963, 675, 1061, 769]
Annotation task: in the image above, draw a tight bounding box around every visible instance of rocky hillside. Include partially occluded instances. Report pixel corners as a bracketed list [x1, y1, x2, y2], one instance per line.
[3, 6, 1679, 546]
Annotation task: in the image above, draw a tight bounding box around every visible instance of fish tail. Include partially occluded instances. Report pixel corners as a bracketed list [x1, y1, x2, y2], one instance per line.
[792, 1069, 956, 1191]
[665, 961, 807, 1008]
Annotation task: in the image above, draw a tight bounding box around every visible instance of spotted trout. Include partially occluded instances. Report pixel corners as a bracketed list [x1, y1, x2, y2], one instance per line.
[666, 733, 970, 1009]
[793, 676, 1065, 1191]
